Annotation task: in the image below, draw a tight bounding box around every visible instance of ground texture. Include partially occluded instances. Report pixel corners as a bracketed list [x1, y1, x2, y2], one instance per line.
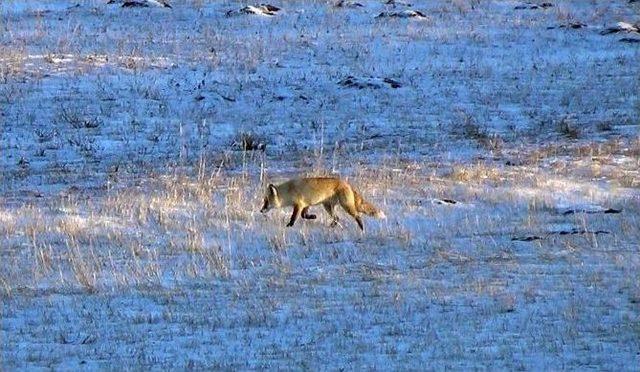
[1, 0, 639, 369]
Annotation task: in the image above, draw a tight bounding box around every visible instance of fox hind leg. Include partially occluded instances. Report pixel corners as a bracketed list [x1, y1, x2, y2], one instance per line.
[348, 211, 364, 231]
[301, 206, 317, 220]
[337, 192, 364, 231]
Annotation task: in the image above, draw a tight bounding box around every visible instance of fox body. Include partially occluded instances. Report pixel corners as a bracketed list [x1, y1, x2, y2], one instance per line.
[260, 177, 385, 230]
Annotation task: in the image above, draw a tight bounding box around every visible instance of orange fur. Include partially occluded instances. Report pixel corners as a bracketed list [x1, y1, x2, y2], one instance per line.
[260, 177, 385, 231]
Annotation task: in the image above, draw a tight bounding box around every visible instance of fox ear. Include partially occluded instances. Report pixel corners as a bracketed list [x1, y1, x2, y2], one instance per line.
[268, 184, 277, 197]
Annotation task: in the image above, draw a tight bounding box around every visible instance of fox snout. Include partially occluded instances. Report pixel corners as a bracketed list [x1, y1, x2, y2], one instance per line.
[260, 196, 269, 214]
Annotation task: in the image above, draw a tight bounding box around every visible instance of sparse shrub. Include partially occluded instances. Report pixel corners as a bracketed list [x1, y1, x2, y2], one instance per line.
[67, 134, 98, 155]
[268, 231, 287, 252]
[120, 55, 144, 70]
[556, 116, 580, 139]
[462, 118, 488, 140]
[233, 132, 266, 151]
[185, 228, 204, 253]
[496, 294, 516, 313]
[451, 0, 480, 14]
[34, 128, 56, 143]
[596, 120, 613, 132]
[58, 106, 101, 129]
[201, 245, 230, 278]
[447, 163, 502, 183]
[456, 111, 504, 151]
[43, 54, 56, 64]
[479, 134, 504, 152]
[66, 239, 99, 293]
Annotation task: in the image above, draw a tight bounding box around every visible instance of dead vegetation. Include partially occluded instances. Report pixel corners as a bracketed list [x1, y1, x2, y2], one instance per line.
[0, 142, 637, 295]
[1, 0, 638, 368]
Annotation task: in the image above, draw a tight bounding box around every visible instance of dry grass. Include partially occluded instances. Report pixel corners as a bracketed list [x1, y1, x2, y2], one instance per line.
[0, 143, 637, 295]
[1, 1, 638, 368]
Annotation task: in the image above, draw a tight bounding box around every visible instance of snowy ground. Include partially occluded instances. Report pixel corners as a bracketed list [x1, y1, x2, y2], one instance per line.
[1, 0, 639, 369]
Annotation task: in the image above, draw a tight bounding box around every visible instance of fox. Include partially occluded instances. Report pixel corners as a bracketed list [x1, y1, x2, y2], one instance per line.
[260, 177, 386, 231]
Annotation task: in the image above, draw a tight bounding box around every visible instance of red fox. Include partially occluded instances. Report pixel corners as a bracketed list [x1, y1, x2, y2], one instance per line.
[260, 177, 386, 231]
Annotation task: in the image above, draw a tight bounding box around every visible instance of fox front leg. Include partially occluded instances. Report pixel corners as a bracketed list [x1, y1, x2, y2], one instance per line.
[287, 205, 301, 227]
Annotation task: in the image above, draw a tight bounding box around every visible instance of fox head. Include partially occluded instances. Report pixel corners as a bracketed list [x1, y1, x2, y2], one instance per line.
[260, 184, 281, 213]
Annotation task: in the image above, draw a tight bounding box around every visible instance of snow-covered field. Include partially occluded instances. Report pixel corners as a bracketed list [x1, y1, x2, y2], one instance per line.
[1, 0, 639, 369]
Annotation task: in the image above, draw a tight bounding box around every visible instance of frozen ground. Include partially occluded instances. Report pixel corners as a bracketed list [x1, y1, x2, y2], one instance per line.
[1, 0, 639, 369]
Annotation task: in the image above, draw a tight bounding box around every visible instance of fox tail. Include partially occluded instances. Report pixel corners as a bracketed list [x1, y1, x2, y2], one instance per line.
[354, 190, 386, 219]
